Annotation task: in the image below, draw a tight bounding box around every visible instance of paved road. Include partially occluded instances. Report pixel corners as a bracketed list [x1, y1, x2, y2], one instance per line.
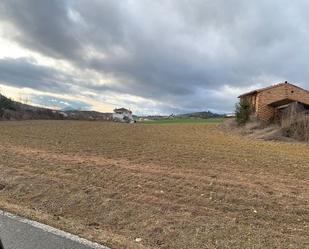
[0, 211, 109, 249]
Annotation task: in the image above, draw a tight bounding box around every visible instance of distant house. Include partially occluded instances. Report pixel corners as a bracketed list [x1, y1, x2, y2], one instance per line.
[113, 108, 134, 123]
[238, 81, 309, 122]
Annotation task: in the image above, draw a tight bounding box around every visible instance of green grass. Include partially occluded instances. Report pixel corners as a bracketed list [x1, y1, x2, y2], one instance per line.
[140, 117, 224, 124]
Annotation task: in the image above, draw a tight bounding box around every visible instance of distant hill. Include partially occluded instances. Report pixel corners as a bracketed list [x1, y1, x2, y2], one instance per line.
[63, 110, 112, 121]
[0, 94, 112, 121]
[61, 106, 77, 112]
[0, 93, 225, 121]
[138, 111, 225, 120]
[176, 111, 225, 119]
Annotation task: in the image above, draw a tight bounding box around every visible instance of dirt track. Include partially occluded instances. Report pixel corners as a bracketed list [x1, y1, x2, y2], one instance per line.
[0, 121, 308, 249]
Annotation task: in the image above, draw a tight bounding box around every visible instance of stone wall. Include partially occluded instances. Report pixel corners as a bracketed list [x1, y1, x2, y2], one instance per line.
[256, 83, 309, 121]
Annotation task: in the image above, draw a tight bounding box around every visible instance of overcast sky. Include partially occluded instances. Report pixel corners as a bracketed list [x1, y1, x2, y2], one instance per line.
[0, 0, 309, 115]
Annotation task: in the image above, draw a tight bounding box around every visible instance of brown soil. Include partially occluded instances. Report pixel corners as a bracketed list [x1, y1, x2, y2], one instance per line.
[0, 120, 308, 249]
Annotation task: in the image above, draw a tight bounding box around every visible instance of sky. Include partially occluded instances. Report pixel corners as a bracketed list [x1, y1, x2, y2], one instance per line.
[0, 0, 309, 115]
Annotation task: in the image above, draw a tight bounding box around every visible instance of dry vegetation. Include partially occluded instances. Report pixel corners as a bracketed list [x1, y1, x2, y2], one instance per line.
[281, 103, 309, 142]
[0, 120, 308, 249]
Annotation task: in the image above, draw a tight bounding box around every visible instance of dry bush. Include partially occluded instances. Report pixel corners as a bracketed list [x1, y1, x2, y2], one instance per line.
[281, 103, 309, 142]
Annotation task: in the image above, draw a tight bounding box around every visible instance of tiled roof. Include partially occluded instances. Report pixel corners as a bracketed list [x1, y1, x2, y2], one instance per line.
[238, 82, 308, 98]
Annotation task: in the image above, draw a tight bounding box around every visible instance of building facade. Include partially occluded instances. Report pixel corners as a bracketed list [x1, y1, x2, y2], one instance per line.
[238, 82, 309, 122]
[112, 108, 134, 123]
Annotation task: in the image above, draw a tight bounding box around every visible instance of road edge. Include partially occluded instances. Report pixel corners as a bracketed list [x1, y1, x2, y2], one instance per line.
[0, 209, 111, 249]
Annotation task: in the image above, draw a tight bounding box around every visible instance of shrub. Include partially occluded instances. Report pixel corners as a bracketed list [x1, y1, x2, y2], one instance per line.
[0, 95, 15, 117]
[235, 100, 251, 125]
[0, 96, 14, 109]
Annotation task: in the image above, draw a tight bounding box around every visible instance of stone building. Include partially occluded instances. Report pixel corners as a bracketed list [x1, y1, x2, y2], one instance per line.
[238, 81, 309, 122]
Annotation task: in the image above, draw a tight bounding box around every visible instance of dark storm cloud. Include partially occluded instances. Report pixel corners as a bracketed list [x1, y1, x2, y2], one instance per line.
[0, 0, 83, 60]
[1, 0, 309, 113]
[0, 57, 74, 93]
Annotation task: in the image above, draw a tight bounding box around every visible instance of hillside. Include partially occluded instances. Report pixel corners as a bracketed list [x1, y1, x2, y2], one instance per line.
[0, 94, 62, 120]
[0, 94, 111, 121]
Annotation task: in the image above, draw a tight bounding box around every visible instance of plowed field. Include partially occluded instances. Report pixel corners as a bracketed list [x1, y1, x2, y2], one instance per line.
[0, 121, 308, 249]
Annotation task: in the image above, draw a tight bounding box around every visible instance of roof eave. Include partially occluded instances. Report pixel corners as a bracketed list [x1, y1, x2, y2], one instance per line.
[238, 90, 258, 98]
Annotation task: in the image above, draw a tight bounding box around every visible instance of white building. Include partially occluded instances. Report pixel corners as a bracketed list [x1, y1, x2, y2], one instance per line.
[112, 108, 134, 123]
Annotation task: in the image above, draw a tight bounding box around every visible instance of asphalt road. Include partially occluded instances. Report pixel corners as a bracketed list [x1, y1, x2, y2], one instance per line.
[0, 211, 109, 249]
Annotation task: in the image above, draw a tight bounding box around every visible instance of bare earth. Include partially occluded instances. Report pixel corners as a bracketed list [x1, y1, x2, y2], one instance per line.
[0, 120, 308, 249]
